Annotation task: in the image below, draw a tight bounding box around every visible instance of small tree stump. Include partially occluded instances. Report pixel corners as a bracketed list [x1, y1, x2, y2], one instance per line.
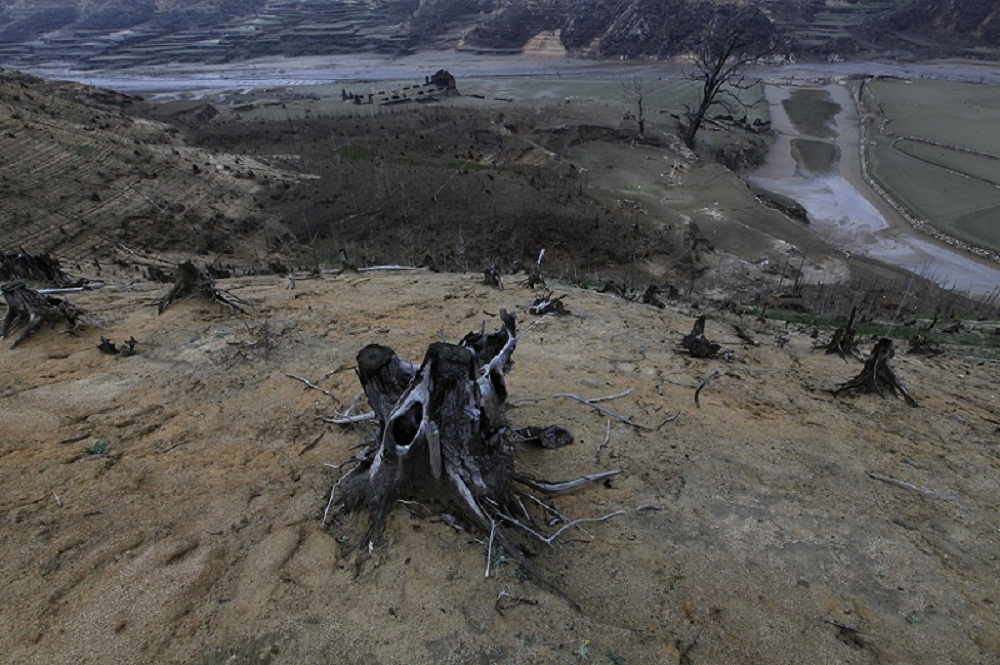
[682, 314, 721, 358]
[834, 338, 917, 407]
[1, 281, 81, 348]
[157, 261, 248, 315]
[826, 306, 860, 360]
[1, 250, 76, 286]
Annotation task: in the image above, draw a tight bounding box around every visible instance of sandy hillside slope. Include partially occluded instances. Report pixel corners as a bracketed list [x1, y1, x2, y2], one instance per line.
[1, 271, 998, 664]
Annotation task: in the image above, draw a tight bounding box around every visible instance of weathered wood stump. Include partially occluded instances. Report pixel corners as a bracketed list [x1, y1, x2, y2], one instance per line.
[1, 281, 81, 348]
[157, 260, 248, 315]
[328, 311, 618, 608]
[834, 338, 917, 407]
[0, 250, 76, 286]
[682, 314, 721, 358]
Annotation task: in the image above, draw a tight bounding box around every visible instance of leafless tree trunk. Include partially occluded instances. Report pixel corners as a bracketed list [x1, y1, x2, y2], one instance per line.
[621, 77, 648, 136]
[681, 6, 778, 149]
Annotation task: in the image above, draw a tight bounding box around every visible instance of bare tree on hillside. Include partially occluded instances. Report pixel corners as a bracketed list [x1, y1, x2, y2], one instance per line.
[681, 5, 778, 149]
[621, 77, 649, 135]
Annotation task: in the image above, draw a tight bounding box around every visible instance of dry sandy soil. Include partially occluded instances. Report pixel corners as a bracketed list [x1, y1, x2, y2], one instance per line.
[2, 271, 998, 664]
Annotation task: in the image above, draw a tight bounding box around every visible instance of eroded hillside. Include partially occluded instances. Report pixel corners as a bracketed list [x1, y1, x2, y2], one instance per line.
[1, 270, 998, 664]
[0, 70, 293, 264]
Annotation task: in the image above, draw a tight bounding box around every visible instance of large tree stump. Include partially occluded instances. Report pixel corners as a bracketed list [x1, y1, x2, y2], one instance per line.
[1, 281, 81, 348]
[157, 260, 248, 315]
[328, 311, 618, 608]
[682, 314, 721, 358]
[834, 338, 917, 407]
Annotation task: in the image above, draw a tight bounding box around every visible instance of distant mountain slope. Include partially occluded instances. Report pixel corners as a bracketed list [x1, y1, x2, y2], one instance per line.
[884, 0, 1000, 45]
[0, 0, 997, 66]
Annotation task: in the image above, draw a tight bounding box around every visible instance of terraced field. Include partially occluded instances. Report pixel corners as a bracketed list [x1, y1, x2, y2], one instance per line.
[862, 78, 1000, 256]
[0, 73, 294, 264]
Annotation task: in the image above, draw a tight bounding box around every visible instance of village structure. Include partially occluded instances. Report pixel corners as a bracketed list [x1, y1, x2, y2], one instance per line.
[341, 69, 458, 106]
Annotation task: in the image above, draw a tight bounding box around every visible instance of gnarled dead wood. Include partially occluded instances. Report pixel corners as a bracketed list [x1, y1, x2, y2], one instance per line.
[325, 311, 628, 609]
[834, 338, 917, 407]
[156, 261, 249, 315]
[1, 281, 81, 348]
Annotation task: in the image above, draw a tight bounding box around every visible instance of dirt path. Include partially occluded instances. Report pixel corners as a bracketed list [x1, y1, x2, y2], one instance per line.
[2, 272, 998, 664]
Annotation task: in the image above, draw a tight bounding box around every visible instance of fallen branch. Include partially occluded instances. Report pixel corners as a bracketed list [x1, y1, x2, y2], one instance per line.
[732, 324, 759, 347]
[513, 469, 621, 494]
[867, 472, 965, 509]
[286, 374, 338, 399]
[595, 420, 612, 459]
[495, 590, 538, 615]
[493, 504, 654, 546]
[694, 370, 722, 408]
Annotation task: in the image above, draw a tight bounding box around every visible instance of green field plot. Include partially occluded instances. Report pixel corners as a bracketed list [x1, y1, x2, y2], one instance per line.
[869, 79, 1000, 156]
[869, 132, 1000, 254]
[895, 140, 1000, 187]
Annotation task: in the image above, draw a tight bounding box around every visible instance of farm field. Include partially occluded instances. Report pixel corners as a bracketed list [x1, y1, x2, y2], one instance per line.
[863, 79, 1000, 255]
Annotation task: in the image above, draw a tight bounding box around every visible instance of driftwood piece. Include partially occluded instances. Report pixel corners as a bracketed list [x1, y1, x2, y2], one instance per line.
[682, 314, 721, 358]
[157, 260, 249, 315]
[826, 306, 860, 360]
[1, 281, 81, 348]
[327, 311, 624, 608]
[834, 338, 917, 407]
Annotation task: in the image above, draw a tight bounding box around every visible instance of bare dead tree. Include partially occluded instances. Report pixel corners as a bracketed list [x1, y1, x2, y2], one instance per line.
[621, 77, 648, 136]
[681, 6, 778, 149]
